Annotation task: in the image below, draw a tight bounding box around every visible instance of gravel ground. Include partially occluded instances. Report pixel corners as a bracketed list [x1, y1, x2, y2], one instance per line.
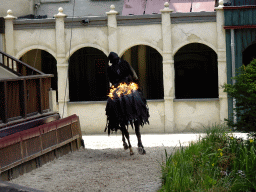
[9, 133, 247, 192]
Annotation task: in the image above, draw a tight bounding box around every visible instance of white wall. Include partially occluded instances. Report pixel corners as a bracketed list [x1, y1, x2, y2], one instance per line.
[0, 0, 34, 17]
[67, 100, 165, 135]
[0, 67, 18, 78]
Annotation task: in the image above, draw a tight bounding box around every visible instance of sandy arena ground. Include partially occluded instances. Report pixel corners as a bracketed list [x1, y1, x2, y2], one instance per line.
[9, 133, 247, 192]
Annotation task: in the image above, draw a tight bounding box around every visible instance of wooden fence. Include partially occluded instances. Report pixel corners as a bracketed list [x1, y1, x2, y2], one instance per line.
[0, 114, 84, 181]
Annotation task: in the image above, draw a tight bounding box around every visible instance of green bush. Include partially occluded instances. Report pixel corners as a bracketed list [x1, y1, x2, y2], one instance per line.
[223, 59, 256, 134]
[159, 125, 256, 192]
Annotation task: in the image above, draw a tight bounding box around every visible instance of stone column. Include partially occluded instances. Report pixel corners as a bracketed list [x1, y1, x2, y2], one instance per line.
[54, 7, 69, 118]
[106, 5, 118, 54]
[161, 2, 175, 133]
[215, 0, 228, 124]
[4, 10, 16, 57]
[138, 45, 147, 97]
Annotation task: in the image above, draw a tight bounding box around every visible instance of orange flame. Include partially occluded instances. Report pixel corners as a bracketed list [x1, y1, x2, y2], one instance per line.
[108, 82, 139, 99]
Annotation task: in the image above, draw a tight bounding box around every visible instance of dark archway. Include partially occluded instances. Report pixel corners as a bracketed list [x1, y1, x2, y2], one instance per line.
[243, 43, 256, 66]
[122, 45, 163, 100]
[20, 49, 58, 96]
[69, 47, 108, 102]
[174, 43, 218, 99]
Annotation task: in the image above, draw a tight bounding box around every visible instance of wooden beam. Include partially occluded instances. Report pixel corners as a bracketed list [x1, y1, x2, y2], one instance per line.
[3, 81, 8, 123]
[224, 25, 256, 29]
[223, 6, 256, 10]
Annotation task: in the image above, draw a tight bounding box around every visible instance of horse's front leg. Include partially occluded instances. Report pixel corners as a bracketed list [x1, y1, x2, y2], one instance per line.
[122, 126, 134, 155]
[135, 121, 146, 155]
[122, 130, 129, 150]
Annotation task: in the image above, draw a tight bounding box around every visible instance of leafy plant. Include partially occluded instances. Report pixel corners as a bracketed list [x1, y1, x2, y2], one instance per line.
[223, 59, 256, 135]
[159, 125, 256, 192]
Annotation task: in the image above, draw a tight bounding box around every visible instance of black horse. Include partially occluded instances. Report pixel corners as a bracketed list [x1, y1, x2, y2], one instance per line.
[105, 52, 149, 155]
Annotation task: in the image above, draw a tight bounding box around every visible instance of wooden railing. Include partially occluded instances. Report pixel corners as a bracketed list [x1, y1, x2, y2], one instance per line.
[0, 75, 53, 126]
[0, 114, 84, 181]
[0, 50, 44, 76]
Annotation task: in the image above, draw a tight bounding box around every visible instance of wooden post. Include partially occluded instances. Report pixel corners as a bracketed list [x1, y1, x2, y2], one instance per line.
[37, 78, 43, 114]
[2, 81, 8, 123]
[19, 79, 27, 119]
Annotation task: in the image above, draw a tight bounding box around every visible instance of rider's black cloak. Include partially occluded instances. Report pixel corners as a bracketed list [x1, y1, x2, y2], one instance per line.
[105, 52, 149, 134]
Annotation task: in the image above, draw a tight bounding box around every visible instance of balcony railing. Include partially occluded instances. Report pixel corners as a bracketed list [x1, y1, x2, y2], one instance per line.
[0, 50, 44, 76]
[0, 49, 54, 127]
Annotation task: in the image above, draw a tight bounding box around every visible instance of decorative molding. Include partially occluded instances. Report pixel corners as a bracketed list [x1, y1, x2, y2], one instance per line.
[172, 12, 216, 24]
[160, 2, 173, 13]
[106, 5, 118, 15]
[14, 19, 56, 30]
[13, 12, 216, 30]
[4, 10, 17, 20]
[164, 97, 175, 100]
[40, 0, 70, 3]
[174, 98, 219, 102]
[54, 7, 67, 18]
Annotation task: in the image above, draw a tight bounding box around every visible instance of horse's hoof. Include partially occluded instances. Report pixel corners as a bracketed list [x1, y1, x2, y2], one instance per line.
[130, 148, 134, 155]
[123, 143, 129, 150]
[138, 147, 146, 155]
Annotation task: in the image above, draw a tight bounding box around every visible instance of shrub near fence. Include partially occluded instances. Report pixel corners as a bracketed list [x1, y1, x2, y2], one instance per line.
[0, 114, 84, 181]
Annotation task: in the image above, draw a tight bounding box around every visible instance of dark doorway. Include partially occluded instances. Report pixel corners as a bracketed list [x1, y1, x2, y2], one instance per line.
[122, 45, 163, 100]
[174, 43, 218, 99]
[69, 47, 108, 102]
[243, 43, 256, 66]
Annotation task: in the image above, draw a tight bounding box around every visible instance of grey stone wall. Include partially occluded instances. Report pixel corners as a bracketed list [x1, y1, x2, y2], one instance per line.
[35, 0, 124, 17]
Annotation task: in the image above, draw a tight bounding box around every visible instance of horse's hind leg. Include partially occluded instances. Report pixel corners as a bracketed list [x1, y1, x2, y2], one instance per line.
[122, 130, 129, 150]
[122, 127, 134, 155]
[135, 121, 146, 155]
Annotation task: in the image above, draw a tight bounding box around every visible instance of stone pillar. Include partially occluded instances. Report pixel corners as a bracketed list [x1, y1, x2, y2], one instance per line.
[106, 5, 118, 54]
[138, 45, 147, 97]
[54, 7, 69, 118]
[161, 2, 175, 133]
[215, 0, 228, 124]
[4, 10, 16, 57]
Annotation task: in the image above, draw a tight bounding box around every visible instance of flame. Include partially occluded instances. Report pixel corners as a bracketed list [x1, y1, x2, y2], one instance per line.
[108, 82, 139, 99]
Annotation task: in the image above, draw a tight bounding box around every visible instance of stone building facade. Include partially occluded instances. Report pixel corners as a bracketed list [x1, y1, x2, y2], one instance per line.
[1, 2, 228, 134]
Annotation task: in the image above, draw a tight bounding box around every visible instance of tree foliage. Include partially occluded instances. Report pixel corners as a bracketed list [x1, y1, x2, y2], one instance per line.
[223, 59, 256, 133]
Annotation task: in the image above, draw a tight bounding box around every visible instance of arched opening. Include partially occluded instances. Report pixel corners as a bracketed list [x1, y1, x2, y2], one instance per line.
[243, 43, 256, 66]
[174, 43, 218, 99]
[121, 45, 163, 100]
[69, 47, 108, 101]
[20, 49, 58, 97]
